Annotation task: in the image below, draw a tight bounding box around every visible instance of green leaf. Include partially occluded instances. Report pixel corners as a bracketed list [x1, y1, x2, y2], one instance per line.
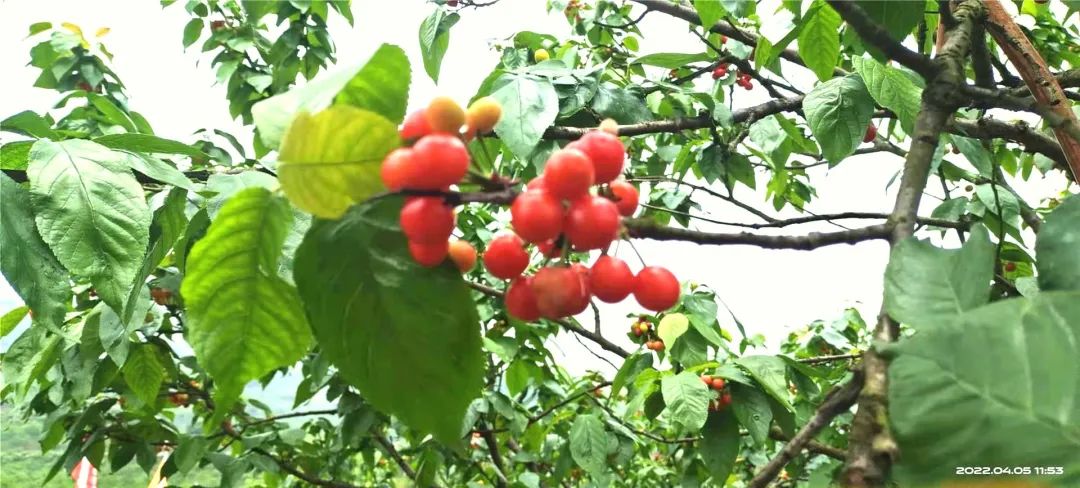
[1, 306, 29, 338]
[748, 115, 787, 155]
[951, 135, 994, 177]
[693, 1, 726, 30]
[855, 0, 924, 44]
[657, 313, 690, 348]
[660, 371, 712, 433]
[333, 44, 411, 124]
[173, 436, 210, 475]
[252, 43, 409, 148]
[884, 225, 994, 327]
[699, 409, 740, 481]
[803, 74, 874, 165]
[592, 83, 653, 124]
[569, 414, 609, 477]
[735, 355, 792, 411]
[181, 187, 312, 411]
[1, 110, 58, 139]
[118, 152, 195, 190]
[491, 74, 559, 160]
[182, 18, 202, 48]
[888, 291, 1080, 486]
[93, 133, 208, 160]
[1036, 195, 1080, 291]
[122, 344, 165, 406]
[798, 2, 841, 81]
[0, 174, 71, 333]
[418, 8, 460, 83]
[611, 352, 653, 399]
[28, 21, 52, 37]
[293, 197, 484, 444]
[729, 382, 772, 445]
[2, 141, 34, 170]
[277, 106, 399, 218]
[631, 52, 711, 69]
[852, 56, 922, 132]
[27, 139, 149, 314]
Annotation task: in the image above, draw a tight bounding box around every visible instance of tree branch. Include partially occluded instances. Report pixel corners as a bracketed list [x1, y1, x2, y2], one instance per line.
[467, 281, 631, 358]
[844, 3, 985, 485]
[372, 432, 419, 480]
[625, 219, 891, 250]
[748, 376, 863, 488]
[826, 1, 937, 79]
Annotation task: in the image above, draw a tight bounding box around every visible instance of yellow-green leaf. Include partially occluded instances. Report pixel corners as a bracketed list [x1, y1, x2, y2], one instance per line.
[658, 312, 690, 348]
[277, 106, 399, 218]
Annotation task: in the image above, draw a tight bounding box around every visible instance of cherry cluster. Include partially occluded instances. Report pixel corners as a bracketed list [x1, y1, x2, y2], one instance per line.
[380, 96, 502, 267]
[380, 95, 683, 322]
[699, 374, 732, 412]
[629, 316, 665, 351]
[710, 63, 753, 90]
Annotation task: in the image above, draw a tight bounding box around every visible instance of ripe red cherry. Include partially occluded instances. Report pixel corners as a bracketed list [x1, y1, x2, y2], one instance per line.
[565, 196, 620, 251]
[400, 109, 432, 140]
[567, 264, 592, 315]
[589, 255, 634, 303]
[536, 239, 562, 258]
[409, 240, 449, 267]
[543, 148, 594, 200]
[712, 66, 727, 80]
[506, 277, 541, 321]
[608, 180, 639, 217]
[448, 240, 477, 272]
[483, 234, 530, 279]
[381, 148, 415, 190]
[633, 266, 680, 311]
[527, 174, 547, 193]
[532, 266, 591, 319]
[1004, 261, 1017, 272]
[511, 190, 564, 243]
[399, 197, 454, 244]
[573, 131, 625, 184]
[410, 134, 470, 189]
[711, 377, 726, 390]
[863, 123, 877, 143]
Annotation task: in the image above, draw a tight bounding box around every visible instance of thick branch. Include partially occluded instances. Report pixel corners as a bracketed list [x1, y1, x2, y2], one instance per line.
[748, 376, 863, 488]
[625, 219, 891, 250]
[541, 96, 803, 140]
[844, 3, 985, 486]
[826, 1, 937, 79]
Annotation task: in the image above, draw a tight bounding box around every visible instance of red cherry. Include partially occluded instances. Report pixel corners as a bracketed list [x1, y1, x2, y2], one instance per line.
[573, 131, 625, 184]
[448, 240, 477, 272]
[381, 148, 416, 190]
[567, 263, 592, 315]
[711, 377, 726, 390]
[506, 277, 541, 321]
[608, 180, 639, 217]
[565, 196, 620, 251]
[400, 110, 432, 140]
[527, 174, 547, 193]
[543, 148, 594, 200]
[409, 240, 449, 267]
[863, 124, 877, 143]
[410, 134, 470, 189]
[720, 35, 728, 44]
[700, 375, 712, 386]
[1004, 261, 1017, 272]
[532, 266, 591, 319]
[511, 190, 564, 243]
[720, 392, 732, 406]
[536, 239, 562, 258]
[483, 234, 530, 280]
[589, 255, 634, 303]
[633, 266, 680, 311]
[399, 197, 454, 244]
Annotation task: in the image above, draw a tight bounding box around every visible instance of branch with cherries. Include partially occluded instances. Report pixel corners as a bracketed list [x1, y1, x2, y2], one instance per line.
[380, 96, 681, 323]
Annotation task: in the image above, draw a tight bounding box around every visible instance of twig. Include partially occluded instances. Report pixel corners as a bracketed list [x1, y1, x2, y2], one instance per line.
[796, 353, 862, 365]
[467, 281, 631, 358]
[748, 376, 863, 488]
[372, 432, 419, 480]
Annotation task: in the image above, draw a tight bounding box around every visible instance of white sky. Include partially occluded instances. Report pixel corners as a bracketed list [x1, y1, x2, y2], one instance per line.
[0, 0, 1069, 377]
